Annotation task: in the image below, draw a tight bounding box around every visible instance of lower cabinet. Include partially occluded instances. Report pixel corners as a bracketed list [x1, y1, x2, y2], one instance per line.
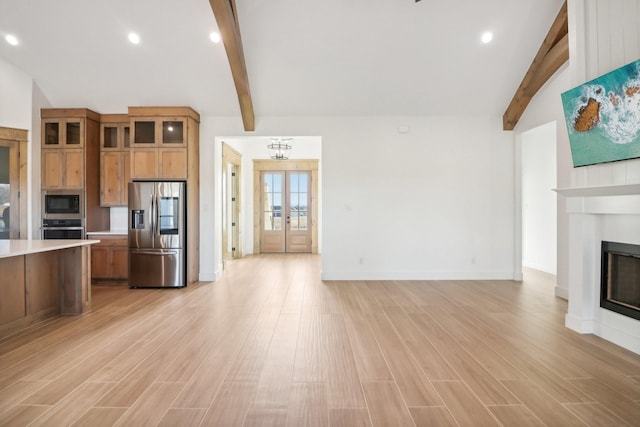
[90, 235, 128, 280]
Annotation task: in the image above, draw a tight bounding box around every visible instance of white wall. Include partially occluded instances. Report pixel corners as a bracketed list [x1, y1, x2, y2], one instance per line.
[521, 122, 557, 274]
[0, 57, 32, 130]
[199, 115, 515, 281]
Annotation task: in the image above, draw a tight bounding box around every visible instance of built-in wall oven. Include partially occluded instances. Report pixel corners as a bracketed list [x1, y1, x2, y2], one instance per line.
[42, 218, 85, 239]
[42, 191, 85, 239]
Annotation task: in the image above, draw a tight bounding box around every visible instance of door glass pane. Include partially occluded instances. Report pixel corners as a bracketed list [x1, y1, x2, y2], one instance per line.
[162, 121, 184, 143]
[290, 193, 299, 211]
[159, 197, 179, 234]
[44, 122, 59, 145]
[263, 172, 283, 231]
[299, 173, 308, 191]
[290, 211, 299, 230]
[289, 172, 309, 231]
[103, 126, 117, 148]
[134, 121, 155, 143]
[66, 122, 81, 145]
[123, 126, 130, 148]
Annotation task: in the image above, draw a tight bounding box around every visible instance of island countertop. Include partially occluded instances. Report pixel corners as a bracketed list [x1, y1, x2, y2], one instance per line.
[0, 239, 99, 259]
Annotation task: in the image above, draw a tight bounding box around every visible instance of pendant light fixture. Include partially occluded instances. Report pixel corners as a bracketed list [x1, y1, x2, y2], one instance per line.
[267, 138, 292, 160]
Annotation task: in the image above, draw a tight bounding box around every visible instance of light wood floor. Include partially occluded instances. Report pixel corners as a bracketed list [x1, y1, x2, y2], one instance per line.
[1, 254, 640, 426]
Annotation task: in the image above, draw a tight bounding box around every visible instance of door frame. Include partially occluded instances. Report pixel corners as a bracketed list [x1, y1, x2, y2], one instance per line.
[0, 127, 28, 239]
[253, 159, 319, 254]
[222, 143, 242, 259]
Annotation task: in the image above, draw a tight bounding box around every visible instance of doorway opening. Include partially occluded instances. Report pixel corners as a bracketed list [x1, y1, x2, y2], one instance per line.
[222, 143, 241, 262]
[517, 121, 557, 282]
[0, 127, 28, 239]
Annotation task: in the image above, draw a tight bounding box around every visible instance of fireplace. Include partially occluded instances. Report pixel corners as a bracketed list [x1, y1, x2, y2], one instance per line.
[600, 241, 640, 321]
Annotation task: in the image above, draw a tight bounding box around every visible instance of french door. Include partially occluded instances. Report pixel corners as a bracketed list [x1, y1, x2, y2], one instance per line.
[261, 170, 312, 253]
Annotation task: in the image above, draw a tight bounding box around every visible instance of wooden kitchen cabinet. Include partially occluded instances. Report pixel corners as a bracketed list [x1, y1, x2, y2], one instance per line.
[42, 117, 84, 148]
[41, 113, 90, 190]
[41, 149, 84, 189]
[131, 116, 187, 147]
[41, 108, 110, 233]
[129, 107, 196, 180]
[100, 115, 130, 206]
[90, 235, 128, 280]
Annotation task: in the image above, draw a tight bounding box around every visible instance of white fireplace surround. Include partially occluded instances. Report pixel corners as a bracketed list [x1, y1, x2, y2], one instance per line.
[556, 184, 640, 355]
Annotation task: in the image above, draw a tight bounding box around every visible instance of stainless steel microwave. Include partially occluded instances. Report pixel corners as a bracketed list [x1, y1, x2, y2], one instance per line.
[42, 190, 84, 219]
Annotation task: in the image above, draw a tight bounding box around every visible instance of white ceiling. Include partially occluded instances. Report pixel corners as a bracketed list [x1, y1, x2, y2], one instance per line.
[0, 0, 565, 121]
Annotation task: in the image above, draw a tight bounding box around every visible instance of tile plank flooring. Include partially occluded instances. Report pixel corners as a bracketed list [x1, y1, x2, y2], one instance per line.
[1, 255, 639, 426]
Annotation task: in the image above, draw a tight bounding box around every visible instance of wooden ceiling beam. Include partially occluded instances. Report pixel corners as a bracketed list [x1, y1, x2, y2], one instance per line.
[209, 0, 255, 131]
[503, 1, 568, 130]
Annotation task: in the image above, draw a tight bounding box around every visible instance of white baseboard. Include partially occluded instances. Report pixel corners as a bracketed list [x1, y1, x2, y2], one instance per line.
[555, 286, 568, 300]
[319, 271, 515, 281]
[565, 313, 595, 334]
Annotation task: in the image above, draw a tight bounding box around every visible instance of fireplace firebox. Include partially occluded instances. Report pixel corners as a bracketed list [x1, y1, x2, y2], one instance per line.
[600, 241, 640, 321]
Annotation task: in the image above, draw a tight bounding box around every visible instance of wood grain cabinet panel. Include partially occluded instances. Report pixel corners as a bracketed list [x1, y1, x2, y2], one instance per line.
[0, 257, 26, 324]
[100, 117, 130, 206]
[131, 149, 159, 179]
[90, 235, 128, 281]
[41, 150, 63, 189]
[159, 149, 187, 179]
[63, 149, 85, 189]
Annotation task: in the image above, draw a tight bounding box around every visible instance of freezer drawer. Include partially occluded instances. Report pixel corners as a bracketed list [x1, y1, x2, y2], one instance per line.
[129, 249, 184, 288]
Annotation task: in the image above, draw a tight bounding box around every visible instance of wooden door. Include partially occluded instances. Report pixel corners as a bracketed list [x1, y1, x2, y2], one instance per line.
[285, 171, 312, 252]
[42, 150, 63, 189]
[131, 149, 158, 179]
[101, 152, 121, 206]
[159, 148, 187, 179]
[112, 247, 129, 279]
[63, 149, 84, 189]
[260, 170, 312, 253]
[91, 246, 110, 279]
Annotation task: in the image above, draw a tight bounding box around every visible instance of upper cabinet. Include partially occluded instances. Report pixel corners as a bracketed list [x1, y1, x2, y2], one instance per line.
[131, 117, 187, 147]
[40, 109, 101, 190]
[42, 118, 85, 148]
[100, 114, 130, 207]
[129, 107, 199, 180]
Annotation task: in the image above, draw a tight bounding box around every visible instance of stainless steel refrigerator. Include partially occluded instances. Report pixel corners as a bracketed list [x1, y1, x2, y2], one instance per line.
[128, 181, 186, 288]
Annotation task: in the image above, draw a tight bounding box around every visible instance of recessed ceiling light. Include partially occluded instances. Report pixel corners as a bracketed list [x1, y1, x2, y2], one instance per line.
[5, 34, 18, 46]
[481, 32, 493, 44]
[128, 32, 141, 45]
[210, 32, 221, 43]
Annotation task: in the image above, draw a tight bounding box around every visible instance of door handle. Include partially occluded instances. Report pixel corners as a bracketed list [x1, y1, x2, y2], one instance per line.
[134, 251, 178, 256]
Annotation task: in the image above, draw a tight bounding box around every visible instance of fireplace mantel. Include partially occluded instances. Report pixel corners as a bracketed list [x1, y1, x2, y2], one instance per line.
[554, 183, 640, 197]
[556, 183, 640, 354]
[554, 185, 640, 215]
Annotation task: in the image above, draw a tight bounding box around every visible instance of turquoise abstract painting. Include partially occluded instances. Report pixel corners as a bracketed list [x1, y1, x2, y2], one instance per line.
[561, 59, 640, 167]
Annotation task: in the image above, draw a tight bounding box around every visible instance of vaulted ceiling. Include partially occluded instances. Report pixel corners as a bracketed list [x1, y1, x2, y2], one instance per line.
[0, 0, 566, 127]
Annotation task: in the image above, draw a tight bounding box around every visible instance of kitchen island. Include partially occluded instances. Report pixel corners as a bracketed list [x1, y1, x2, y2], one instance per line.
[0, 239, 98, 338]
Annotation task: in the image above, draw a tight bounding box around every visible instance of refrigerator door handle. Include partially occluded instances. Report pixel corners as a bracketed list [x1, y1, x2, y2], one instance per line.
[155, 194, 161, 236]
[133, 250, 178, 256]
[150, 194, 156, 236]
